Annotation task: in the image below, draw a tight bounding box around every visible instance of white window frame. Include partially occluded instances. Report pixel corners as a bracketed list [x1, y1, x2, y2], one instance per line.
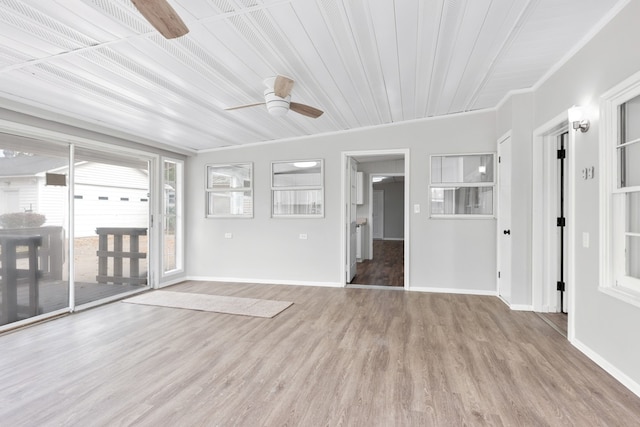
[429, 152, 496, 219]
[600, 70, 640, 307]
[205, 163, 253, 218]
[161, 157, 184, 277]
[271, 159, 324, 218]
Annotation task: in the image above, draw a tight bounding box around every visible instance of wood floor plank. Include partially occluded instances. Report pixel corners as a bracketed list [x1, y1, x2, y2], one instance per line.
[1, 281, 639, 426]
[352, 240, 404, 286]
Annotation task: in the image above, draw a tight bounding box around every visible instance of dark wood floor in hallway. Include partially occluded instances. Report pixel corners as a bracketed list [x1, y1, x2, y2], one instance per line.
[352, 239, 404, 286]
[1, 280, 639, 426]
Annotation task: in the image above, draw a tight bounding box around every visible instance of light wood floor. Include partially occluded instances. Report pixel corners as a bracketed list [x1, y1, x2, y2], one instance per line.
[1, 281, 639, 426]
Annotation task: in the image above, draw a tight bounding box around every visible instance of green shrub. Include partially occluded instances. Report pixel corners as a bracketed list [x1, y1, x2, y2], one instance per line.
[0, 212, 46, 229]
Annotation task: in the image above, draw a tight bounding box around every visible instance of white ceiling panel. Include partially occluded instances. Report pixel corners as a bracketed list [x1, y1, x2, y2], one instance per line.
[0, 0, 627, 152]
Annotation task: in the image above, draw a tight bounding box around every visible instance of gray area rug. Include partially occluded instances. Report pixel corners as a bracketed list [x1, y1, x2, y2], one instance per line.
[123, 290, 293, 318]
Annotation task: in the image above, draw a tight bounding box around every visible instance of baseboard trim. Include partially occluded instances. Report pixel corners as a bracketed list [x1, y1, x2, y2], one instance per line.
[157, 276, 188, 288]
[572, 337, 640, 398]
[408, 286, 497, 296]
[186, 276, 343, 288]
[510, 304, 534, 311]
[496, 296, 533, 311]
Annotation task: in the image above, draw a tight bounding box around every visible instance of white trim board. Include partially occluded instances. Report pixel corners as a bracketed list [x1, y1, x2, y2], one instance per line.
[572, 338, 640, 398]
[341, 149, 410, 289]
[531, 111, 573, 344]
[409, 287, 497, 296]
[186, 276, 343, 288]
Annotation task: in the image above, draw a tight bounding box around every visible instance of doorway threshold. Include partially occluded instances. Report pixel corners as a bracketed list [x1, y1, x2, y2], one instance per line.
[346, 284, 405, 291]
[535, 312, 568, 338]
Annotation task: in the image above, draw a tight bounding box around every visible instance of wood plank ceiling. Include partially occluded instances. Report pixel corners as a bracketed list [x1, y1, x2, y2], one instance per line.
[0, 0, 626, 152]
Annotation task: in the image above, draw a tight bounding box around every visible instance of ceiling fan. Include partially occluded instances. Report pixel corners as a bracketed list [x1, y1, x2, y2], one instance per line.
[226, 75, 324, 119]
[131, 0, 189, 39]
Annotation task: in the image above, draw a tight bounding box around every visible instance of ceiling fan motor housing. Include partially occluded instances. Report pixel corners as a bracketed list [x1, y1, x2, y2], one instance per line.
[264, 89, 291, 116]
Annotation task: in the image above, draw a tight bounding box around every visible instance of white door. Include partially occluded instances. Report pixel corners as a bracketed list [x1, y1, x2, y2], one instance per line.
[372, 190, 384, 239]
[498, 137, 512, 303]
[346, 158, 358, 282]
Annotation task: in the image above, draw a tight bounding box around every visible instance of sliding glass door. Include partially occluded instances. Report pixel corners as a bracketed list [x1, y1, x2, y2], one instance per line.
[73, 149, 151, 307]
[0, 133, 185, 329]
[0, 144, 69, 327]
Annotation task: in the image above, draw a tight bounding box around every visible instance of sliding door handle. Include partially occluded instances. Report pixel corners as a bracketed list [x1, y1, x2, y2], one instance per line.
[503, 229, 511, 235]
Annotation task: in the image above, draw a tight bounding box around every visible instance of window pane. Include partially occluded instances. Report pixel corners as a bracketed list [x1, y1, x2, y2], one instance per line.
[273, 190, 323, 216]
[431, 154, 493, 183]
[628, 192, 640, 233]
[207, 164, 251, 189]
[430, 187, 493, 215]
[207, 191, 252, 216]
[163, 160, 182, 273]
[623, 94, 640, 143]
[628, 236, 640, 279]
[617, 141, 640, 188]
[273, 161, 322, 187]
[0, 149, 69, 326]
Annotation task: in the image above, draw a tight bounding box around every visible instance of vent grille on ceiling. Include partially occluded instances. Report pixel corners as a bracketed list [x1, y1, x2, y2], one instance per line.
[155, 37, 245, 95]
[236, 0, 261, 8]
[0, 0, 97, 50]
[82, 46, 219, 113]
[210, 0, 236, 14]
[87, 0, 152, 34]
[33, 62, 141, 107]
[0, 45, 31, 67]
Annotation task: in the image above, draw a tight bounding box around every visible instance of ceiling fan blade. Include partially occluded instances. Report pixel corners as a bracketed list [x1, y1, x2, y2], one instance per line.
[225, 102, 265, 111]
[290, 102, 324, 118]
[274, 75, 295, 98]
[131, 0, 189, 39]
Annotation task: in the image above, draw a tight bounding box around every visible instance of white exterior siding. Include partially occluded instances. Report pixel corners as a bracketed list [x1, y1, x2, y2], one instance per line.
[0, 178, 38, 214]
[73, 163, 149, 237]
[74, 185, 148, 237]
[1, 163, 148, 236]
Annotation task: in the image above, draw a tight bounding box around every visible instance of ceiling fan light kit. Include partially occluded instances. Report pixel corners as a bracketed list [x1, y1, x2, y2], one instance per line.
[264, 90, 291, 116]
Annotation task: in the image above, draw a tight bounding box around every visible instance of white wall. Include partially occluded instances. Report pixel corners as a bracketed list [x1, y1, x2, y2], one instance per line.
[499, 0, 640, 392]
[187, 111, 497, 292]
[372, 180, 404, 239]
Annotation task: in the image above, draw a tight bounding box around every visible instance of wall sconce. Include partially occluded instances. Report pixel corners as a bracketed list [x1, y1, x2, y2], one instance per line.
[568, 105, 590, 133]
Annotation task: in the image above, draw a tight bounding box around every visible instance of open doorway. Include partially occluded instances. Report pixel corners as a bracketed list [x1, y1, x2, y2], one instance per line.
[532, 116, 572, 338]
[342, 151, 409, 288]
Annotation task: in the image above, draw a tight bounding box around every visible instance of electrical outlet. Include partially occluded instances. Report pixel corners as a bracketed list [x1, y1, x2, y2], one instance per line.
[299, 233, 308, 240]
[224, 233, 233, 239]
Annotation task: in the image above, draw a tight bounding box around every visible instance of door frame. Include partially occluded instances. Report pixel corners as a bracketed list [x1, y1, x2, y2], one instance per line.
[532, 112, 574, 340]
[497, 132, 512, 305]
[340, 149, 410, 288]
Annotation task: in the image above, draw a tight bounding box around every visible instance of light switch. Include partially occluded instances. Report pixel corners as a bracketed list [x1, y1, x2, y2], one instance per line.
[582, 232, 589, 248]
[414, 204, 420, 213]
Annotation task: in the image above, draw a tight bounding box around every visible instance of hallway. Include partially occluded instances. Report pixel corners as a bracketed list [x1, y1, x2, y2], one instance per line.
[352, 240, 404, 287]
